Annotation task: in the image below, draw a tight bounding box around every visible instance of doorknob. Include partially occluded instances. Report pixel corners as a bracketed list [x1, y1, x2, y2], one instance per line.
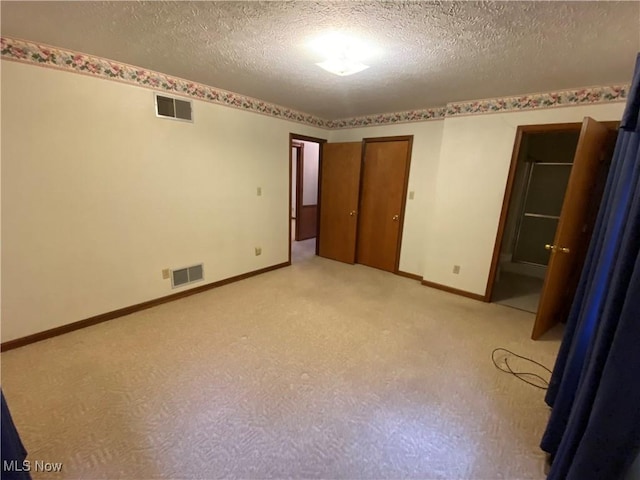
[545, 244, 571, 254]
[392, 214, 399, 221]
[349, 210, 357, 216]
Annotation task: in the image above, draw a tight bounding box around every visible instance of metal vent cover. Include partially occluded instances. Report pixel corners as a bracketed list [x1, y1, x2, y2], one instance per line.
[155, 93, 193, 122]
[171, 263, 204, 288]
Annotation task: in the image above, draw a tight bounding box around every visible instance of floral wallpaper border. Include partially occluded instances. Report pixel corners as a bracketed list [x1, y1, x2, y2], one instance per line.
[0, 36, 328, 128]
[443, 85, 628, 117]
[1, 36, 629, 130]
[325, 108, 446, 128]
[328, 84, 629, 128]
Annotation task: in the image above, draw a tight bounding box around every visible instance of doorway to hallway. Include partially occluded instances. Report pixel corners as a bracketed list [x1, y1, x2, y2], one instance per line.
[289, 133, 325, 263]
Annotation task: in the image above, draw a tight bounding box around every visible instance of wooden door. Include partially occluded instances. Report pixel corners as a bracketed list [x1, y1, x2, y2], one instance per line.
[356, 138, 412, 272]
[532, 118, 616, 339]
[318, 142, 362, 263]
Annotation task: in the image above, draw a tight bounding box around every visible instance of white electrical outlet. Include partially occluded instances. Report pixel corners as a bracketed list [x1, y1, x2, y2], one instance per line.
[257, 187, 262, 196]
[453, 265, 461, 274]
[162, 268, 170, 279]
[255, 247, 262, 256]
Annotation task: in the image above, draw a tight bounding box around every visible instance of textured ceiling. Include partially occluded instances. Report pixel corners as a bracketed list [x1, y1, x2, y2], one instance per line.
[1, 1, 639, 120]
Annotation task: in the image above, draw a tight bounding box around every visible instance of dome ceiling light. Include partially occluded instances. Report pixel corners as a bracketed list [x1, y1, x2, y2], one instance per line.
[308, 32, 377, 77]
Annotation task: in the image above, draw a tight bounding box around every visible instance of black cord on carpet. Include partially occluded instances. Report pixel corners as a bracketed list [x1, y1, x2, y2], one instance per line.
[491, 348, 552, 390]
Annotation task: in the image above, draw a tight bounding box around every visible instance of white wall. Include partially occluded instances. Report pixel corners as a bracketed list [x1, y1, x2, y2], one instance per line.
[426, 103, 625, 295]
[0, 59, 628, 343]
[328, 103, 624, 290]
[300, 140, 319, 205]
[0, 61, 327, 342]
[329, 121, 444, 276]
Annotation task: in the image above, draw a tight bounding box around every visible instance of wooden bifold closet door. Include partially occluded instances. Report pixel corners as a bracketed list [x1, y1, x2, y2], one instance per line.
[356, 138, 412, 272]
[318, 136, 412, 273]
[318, 142, 362, 263]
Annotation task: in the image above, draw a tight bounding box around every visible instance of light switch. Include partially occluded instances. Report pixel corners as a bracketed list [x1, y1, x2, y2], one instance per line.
[257, 187, 262, 196]
[409, 191, 415, 200]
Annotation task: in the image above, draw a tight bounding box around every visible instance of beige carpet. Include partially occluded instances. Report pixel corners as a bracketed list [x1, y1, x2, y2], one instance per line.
[292, 237, 316, 263]
[0, 253, 563, 479]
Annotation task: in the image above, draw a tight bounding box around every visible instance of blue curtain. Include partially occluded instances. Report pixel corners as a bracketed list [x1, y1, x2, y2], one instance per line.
[541, 53, 640, 480]
[1, 391, 31, 480]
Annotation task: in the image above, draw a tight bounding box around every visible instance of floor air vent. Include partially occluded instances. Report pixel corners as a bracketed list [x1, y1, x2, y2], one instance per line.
[171, 264, 204, 288]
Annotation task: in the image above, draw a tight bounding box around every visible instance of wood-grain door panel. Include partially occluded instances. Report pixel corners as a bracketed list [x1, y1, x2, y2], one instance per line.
[356, 139, 411, 272]
[297, 205, 317, 240]
[318, 142, 362, 263]
[532, 117, 615, 339]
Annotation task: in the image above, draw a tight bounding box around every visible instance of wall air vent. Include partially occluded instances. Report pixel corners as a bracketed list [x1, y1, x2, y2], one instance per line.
[171, 263, 204, 288]
[155, 93, 193, 122]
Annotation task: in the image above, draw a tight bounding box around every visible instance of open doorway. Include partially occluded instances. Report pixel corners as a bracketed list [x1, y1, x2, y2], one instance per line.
[289, 134, 325, 263]
[487, 119, 618, 339]
[491, 128, 581, 313]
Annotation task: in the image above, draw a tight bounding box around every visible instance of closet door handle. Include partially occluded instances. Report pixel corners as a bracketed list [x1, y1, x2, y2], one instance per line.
[349, 210, 357, 216]
[392, 214, 399, 221]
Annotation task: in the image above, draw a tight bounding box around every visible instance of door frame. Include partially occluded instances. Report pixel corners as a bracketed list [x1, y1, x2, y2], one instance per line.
[358, 135, 414, 273]
[292, 141, 304, 241]
[484, 121, 619, 302]
[289, 133, 327, 264]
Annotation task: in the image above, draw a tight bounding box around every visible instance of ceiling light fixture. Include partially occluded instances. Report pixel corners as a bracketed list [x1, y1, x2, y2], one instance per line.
[308, 32, 376, 77]
[316, 59, 370, 77]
